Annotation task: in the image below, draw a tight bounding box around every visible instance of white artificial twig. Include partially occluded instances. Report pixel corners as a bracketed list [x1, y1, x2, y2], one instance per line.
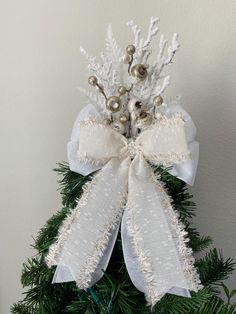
[128, 17, 159, 65]
[77, 87, 104, 108]
[164, 33, 179, 65]
[154, 33, 180, 78]
[152, 75, 171, 97]
[142, 16, 159, 50]
[157, 34, 168, 62]
[100, 52, 116, 92]
[106, 24, 123, 63]
[126, 20, 141, 47]
[80, 46, 102, 80]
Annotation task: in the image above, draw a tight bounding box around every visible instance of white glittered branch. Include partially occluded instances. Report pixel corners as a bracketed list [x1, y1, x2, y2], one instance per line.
[77, 87, 104, 108]
[106, 24, 123, 63]
[141, 16, 159, 50]
[80, 46, 102, 80]
[152, 75, 171, 97]
[157, 34, 168, 62]
[126, 20, 141, 47]
[154, 33, 180, 78]
[127, 17, 159, 65]
[80, 44, 120, 104]
[141, 17, 159, 65]
[100, 52, 118, 94]
[164, 33, 179, 65]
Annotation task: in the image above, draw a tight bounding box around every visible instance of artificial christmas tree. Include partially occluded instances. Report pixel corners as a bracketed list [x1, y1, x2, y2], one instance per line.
[12, 17, 235, 314]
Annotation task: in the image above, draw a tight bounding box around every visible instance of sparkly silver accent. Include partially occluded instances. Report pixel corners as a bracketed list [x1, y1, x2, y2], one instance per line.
[127, 139, 136, 159]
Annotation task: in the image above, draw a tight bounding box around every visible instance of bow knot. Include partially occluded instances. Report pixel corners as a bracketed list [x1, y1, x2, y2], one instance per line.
[126, 138, 139, 159]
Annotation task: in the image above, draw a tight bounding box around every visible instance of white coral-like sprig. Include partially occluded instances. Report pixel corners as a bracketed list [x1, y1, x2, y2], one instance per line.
[127, 16, 159, 66]
[79, 17, 180, 113]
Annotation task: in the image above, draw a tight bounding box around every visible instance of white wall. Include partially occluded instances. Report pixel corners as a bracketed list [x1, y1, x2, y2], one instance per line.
[0, 1, 236, 313]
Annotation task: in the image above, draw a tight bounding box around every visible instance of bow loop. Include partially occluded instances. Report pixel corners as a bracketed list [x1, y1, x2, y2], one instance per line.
[135, 113, 190, 166]
[77, 119, 128, 166]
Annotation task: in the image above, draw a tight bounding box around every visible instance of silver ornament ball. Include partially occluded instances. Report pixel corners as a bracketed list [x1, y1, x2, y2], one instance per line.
[106, 96, 122, 113]
[88, 75, 98, 86]
[122, 53, 131, 64]
[153, 95, 163, 106]
[119, 114, 128, 124]
[126, 44, 136, 55]
[118, 86, 127, 96]
[131, 64, 148, 81]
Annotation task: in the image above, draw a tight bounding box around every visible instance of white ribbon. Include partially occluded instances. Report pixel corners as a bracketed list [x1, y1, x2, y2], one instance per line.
[46, 104, 202, 306]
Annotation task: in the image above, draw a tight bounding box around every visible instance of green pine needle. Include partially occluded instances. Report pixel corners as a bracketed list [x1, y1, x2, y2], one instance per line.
[196, 248, 235, 287]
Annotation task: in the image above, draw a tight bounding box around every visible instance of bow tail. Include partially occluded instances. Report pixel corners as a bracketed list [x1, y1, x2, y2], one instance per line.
[46, 157, 130, 289]
[121, 155, 202, 306]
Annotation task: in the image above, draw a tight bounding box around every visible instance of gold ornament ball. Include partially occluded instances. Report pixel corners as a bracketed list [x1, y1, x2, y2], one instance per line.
[126, 44, 136, 55]
[106, 96, 122, 113]
[153, 95, 163, 106]
[88, 75, 98, 86]
[122, 53, 131, 64]
[118, 86, 127, 96]
[119, 114, 128, 124]
[131, 64, 148, 81]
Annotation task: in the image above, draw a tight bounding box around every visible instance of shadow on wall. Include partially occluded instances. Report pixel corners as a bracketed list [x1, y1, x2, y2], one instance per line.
[181, 42, 236, 296]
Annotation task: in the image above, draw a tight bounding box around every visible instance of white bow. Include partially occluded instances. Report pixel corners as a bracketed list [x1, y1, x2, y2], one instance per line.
[46, 104, 202, 306]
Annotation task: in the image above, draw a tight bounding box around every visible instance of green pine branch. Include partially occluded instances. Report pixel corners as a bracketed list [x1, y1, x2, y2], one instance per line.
[196, 248, 235, 287]
[153, 287, 212, 313]
[153, 166, 196, 221]
[11, 162, 235, 313]
[189, 296, 236, 314]
[54, 162, 91, 209]
[33, 207, 69, 254]
[184, 223, 212, 253]
[11, 302, 35, 314]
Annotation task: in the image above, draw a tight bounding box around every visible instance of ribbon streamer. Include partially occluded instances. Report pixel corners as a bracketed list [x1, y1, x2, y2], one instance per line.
[46, 104, 202, 306]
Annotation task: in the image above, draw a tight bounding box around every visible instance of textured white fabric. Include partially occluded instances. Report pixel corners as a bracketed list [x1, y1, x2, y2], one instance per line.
[67, 104, 102, 175]
[121, 156, 193, 301]
[49, 157, 129, 288]
[67, 103, 199, 183]
[166, 102, 199, 185]
[46, 111, 202, 306]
